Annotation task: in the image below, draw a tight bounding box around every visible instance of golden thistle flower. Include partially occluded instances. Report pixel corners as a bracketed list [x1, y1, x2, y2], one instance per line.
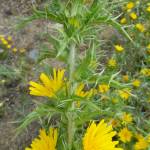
[122, 75, 129, 82]
[120, 18, 127, 24]
[118, 127, 132, 143]
[134, 136, 149, 150]
[126, 2, 135, 10]
[140, 68, 150, 77]
[118, 89, 131, 100]
[29, 68, 65, 98]
[75, 83, 96, 98]
[98, 84, 110, 93]
[135, 23, 145, 32]
[114, 45, 124, 52]
[25, 128, 58, 150]
[122, 112, 133, 124]
[83, 119, 123, 150]
[108, 58, 117, 68]
[147, 6, 150, 12]
[130, 12, 137, 20]
[132, 79, 141, 87]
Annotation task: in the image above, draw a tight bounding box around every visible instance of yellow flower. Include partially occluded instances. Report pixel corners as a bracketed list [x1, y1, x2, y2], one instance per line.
[147, 6, 150, 12]
[118, 127, 132, 143]
[7, 44, 11, 49]
[147, 44, 150, 49]
[120, 18, 127, 24]
[118, 89, 131, 100]
[29, 68, 65, 98]
[83, 119, 123, 150]
[75, 83, 95, 98]
[126, 2, 135, 10]
[147, 135, 150, 143]
[130, 12, 137, 20]
[132, 79, 141, 87]
[25, 128, 57, 150]
[140, 68, 150, 77]
[135, 23, 145, 32]
[12, 48, 17, 52]
[134, 136, 148, 150]
[114, 45, 124, 52]
[122, 112, 133, 124]
[122, 75, 129, 82]
[1, 38, 8, 45]
[108, 58, 117, 68]
[98, 84, 110, 93]
[7, 36, 12, 41]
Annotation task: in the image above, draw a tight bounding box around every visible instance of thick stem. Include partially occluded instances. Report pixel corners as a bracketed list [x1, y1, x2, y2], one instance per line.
[67, 43, 76, 150]
[69, 43, 76, 81]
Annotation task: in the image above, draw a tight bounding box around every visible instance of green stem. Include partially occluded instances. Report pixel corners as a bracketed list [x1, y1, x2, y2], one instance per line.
[67, 43, 76, 150]
[69, 43, 76, 81]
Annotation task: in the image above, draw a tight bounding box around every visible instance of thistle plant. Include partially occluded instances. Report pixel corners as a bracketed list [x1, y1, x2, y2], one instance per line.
[16, 0, 150, 150]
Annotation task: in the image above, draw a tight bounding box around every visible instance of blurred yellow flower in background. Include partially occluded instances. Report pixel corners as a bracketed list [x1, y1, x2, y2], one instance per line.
[126, 2, 135, 10]
[108, 58, 117, 68]
[130, 12, 137, 20]
[29, 69, 65, 98]
[75, 83, 95, 98]
[122, 112, 133, 124]
[25, 128, 58, 150]
[122, 75, 129, 82]
[132, 79, 141, 87]
[135, 23, 145, 32]
[134, 136, 148, 150]
[118, 127, 132, 143]
[120, 18, 127, 24]
[83, 119, 123, 150]
[140, 68, 150, 77]
[114, 45, 124, 52]
[118, 89, 131, 100]
[147, 6, 150, 12]
[99, 84, 110, 93]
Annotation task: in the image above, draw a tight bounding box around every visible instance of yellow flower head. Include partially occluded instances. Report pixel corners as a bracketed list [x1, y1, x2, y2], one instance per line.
[75, 83, 95, 98]
[83, 119, 123, 150]
[108, 58, 117, 68]
[132, 79, 141, 87]
[147, 44, 150, 49]
[120, 18, 127, 24]
[98, 84, 110, 93]
[118, 89, 131, 100]
[147, 135, 150, 143]
[122, 75, 129, 82]
[147, 6, 150, 12]
[140, 68, 150, 77]
[130, 12, 137, 20]
[114, 45, 124, 52]
[12, 48, 17, 53]
[122, 112, 133, 124]
[135, 23, 145, 32]
[7, 36, 12, 41]
[29, 68, 65, 98]
[126, 2, 135, 10]
[118, 127, 132, 143]
[25, 128, 58, 150]
[134, 136, 148, 150]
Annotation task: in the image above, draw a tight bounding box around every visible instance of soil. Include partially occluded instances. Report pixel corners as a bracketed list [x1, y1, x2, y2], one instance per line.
[0, 1, 47, 150]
